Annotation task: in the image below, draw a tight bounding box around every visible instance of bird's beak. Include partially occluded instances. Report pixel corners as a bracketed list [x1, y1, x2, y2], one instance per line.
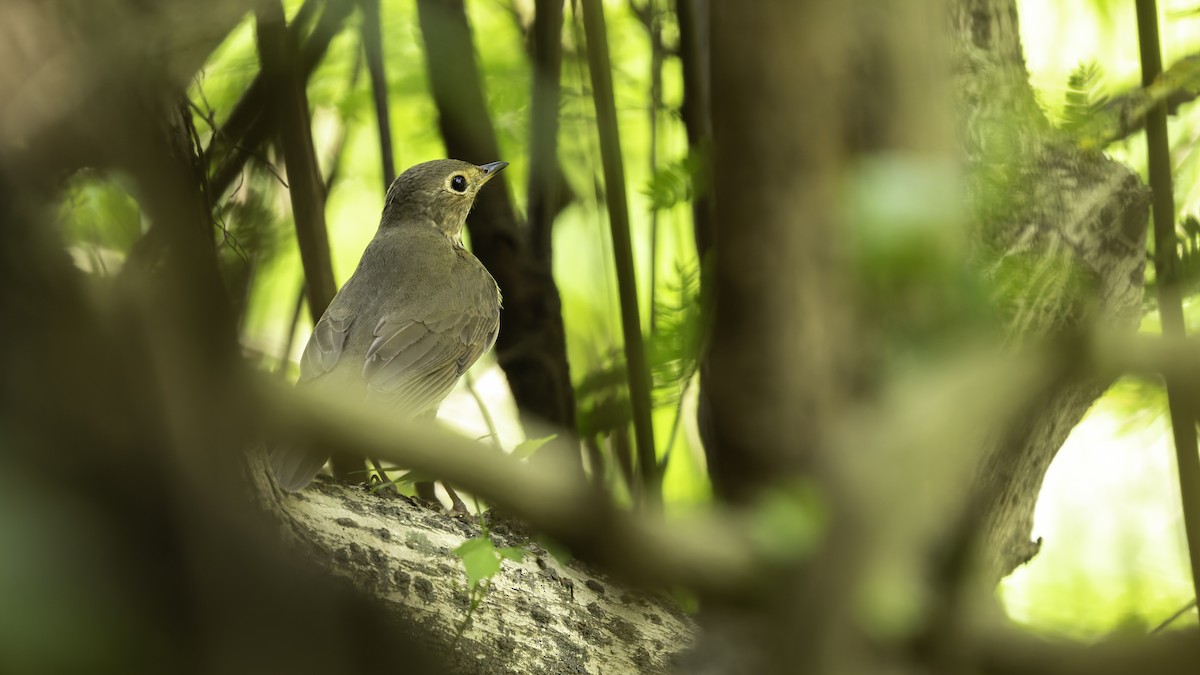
[478, 161, 508, 181]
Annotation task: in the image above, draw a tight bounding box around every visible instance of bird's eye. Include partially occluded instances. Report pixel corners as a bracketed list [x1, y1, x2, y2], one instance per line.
[450, 175, 468, 193]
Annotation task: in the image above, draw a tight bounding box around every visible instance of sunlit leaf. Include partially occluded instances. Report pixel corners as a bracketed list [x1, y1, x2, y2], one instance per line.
[512, 435, 558, 460]
[453, 537, 501, 589]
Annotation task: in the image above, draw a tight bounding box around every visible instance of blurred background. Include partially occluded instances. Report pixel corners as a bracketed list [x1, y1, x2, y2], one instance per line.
[26, 0, 1200, 657]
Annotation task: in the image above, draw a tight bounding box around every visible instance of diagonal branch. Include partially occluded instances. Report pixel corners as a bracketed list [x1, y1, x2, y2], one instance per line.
[209, 0, 356, 199]
[1087, 53, 1200, 148]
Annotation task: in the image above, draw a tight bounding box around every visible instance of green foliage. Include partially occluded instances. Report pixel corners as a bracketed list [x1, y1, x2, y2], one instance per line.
[744, 483, 826, 566]
[642, 150, 707, 212]
[649, 262, 704, 404]
[452, 524, 527, 636]
[56, 171, 143, 269]
[453, 536, 526, 590]
[1060, 61, 1109, 141]
[575, 261, 703, 441]
[848, 155, 998, 356]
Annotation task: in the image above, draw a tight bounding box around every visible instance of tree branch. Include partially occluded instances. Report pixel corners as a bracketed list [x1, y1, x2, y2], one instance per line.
[254, 1, 337, 321]
[209, 0, 356, 199]
[1086, 54, 1200, 148]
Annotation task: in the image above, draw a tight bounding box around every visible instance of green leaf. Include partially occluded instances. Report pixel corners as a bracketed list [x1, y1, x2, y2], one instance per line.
[641, 150, 709, 211]
[1060, 61, 1110, 144]
[745, 483, 826, 565]
[453, 537, 501, 589]
[512, 435, 557, 460]
[497, 546, 527, 563]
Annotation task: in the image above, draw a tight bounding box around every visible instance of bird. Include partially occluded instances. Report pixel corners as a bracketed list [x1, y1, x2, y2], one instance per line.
[270, 158, 506, 493]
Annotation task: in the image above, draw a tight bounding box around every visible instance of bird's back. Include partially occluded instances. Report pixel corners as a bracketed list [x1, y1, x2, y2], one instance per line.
[300, 223, 500, 416]
[271, 157, 506, 492]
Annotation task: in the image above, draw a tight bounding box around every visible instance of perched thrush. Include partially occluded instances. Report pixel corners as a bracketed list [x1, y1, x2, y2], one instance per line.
[271, 159, 505, 492]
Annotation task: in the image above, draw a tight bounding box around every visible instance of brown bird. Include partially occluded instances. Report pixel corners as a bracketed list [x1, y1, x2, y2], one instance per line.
[271, 159, 505, 492]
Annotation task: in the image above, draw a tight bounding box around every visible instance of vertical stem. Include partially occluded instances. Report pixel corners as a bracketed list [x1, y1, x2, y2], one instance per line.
[528, 0, 565, 262]
[280, 283, 307, 376]
[255, 1, 337, 322]
[1136, 0, 1200, 611]
[416, 0, 580, 448]
[647, 0, 662, 336]
[258, 0, 358, 479]
[465, 371, 503, 451]
[579, 0, 659, 506]
[360, 0, 396, 188]
[675, 0, 714, 259]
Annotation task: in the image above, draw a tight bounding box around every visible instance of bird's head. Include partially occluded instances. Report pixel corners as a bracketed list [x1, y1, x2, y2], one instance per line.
[381, 159, 508, 241]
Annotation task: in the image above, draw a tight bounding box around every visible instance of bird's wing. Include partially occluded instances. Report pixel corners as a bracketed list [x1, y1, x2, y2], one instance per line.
[272, 305, 355, 492]
[362, 302, 499, 413]
[298, 306, 354, 384]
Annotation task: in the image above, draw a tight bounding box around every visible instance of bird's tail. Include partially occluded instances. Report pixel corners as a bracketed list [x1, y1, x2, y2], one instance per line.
[269, 445, 329, 492]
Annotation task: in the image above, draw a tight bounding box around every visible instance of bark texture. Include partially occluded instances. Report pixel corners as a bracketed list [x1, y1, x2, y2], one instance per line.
[251, 453, 695, 674]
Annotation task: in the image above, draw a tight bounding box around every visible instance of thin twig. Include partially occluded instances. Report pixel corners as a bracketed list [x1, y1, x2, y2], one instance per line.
[188, 97, 289, 189]
[465, 370, 503, 451]
[1151, 598, 1197, 634]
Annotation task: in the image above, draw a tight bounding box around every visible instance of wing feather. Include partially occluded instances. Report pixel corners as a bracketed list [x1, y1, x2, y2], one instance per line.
[298, 307, 354, 384]
[361, 300, 499, 416]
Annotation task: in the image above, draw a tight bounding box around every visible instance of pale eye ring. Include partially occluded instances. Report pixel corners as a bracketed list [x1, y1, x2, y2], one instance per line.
[450, 175, 468, 193]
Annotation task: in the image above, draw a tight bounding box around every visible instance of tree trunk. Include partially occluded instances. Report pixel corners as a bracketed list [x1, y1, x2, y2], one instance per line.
[949, 0, 1149, 580]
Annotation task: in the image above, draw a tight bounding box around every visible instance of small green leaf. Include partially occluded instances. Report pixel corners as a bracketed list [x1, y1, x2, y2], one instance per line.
[497, 546, 527, 563]
[745, 483, 826, 565]
[453, 537, 500, 589]
[512, 435, 557, 460]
